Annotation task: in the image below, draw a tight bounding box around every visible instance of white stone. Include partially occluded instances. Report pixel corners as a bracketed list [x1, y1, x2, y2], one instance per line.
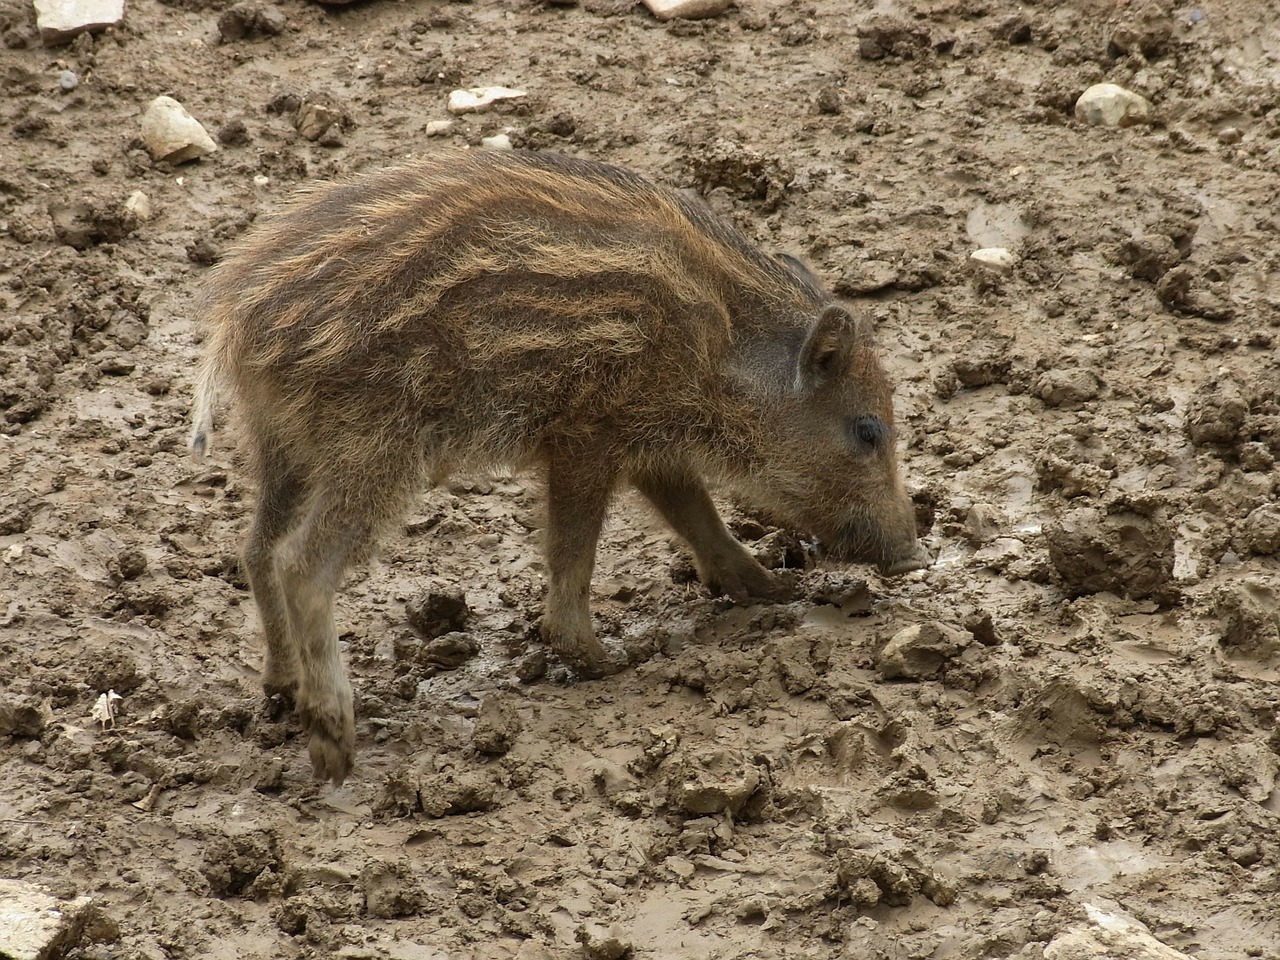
[446, 86, 526, 115]
[1044, 902, 1195, 959]
[0, 879, 95, 960]
[480, 133, 513, 150]
[123, 190, 150, 221]
[33, 0, 123, 45]
[1074, 83, 1152, 128]
[643, 0, 732, 20]
[424, 120, 454, 137]
[141, 96, 217, 164]
[970, 247, 1018, 274]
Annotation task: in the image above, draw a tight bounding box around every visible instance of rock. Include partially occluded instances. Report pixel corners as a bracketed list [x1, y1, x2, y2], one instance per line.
[1044, 902, 1196, 960]
[446, 86, 526, 115]
[1074, 83, 1152, 128]
[123, 190, 151, 221]
[970, 247, 1017, 274]
[1241, 505, 1280, 556]
[642, 0, 731, 20]
[0, 879, 97, 960]
[1035, 368, 1102, 408]
[877, 622, 971, 680]
[295, 98, 351, 143]
[32, 0, 123, 45]
[424, 119, 454, 137]
[1047, 507, 1175, 602]
[141, 96, 217, 164]
[56, 69, 78, 91]
[48, 196, 140, 249]
[480, 132, 513, 150]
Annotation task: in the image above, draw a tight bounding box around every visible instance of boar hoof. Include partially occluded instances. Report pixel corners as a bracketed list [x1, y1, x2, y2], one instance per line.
[705, 561, 789, 604]
[297, 698, 356, 786]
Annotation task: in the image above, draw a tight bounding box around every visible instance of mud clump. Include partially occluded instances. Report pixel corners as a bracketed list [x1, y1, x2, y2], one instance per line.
[472, 695, 521, 755]
[686, 138, 792, 210]
[664, 748, 770, 818]
[48, 197, 139, 250]
[1186, 378, 1250, 447]
[834, 849, 957, 908]
[216, 2, 286, 41]
[856, 15, 931, 60]
[0, 693, 51, 737]
[405, 587, 471, 639]
[1047, 506, 1175, 602]
[1213, 579, 1280, 659]
[360, 860, 428, 919]
[1240, 505, 1280, 556]
[201, 827, 284, 897]
[877, 622, 972, 680]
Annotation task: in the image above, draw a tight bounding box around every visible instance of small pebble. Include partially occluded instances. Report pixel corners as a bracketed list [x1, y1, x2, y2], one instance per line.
[480, 133, 513, 150]
[447, 86, 526, 115]
[123, 190, 151, 221]
[57, 70, 78, 91]
[970, 247, 1017, 274]
[1074, 83, 1152, 128]
[424, 119, 454, 137]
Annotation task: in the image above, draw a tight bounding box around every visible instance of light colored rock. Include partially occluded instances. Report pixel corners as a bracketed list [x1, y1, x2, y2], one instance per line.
[1044, 902, 1195, 959]
[1074, 83, 1152, 128]
[970, 247, 1017, 274]
[480, 133, 513, 150]
[643, 0, 732, 20]
[33, 0, 123, 45]
[0, 879, 95, 960]
[424, 120, 454, 137]
[124, 190, 151, 221]
[446, 86, 526, 115]
[877, 622, 971, 680]
[141, 96, 217, 164]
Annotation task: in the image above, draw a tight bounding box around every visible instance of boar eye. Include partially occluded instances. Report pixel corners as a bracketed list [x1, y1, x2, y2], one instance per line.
[848, 414, 889, 453]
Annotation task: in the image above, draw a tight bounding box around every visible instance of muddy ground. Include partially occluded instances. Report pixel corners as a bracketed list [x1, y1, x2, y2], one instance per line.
[2, 0, 1279, 957]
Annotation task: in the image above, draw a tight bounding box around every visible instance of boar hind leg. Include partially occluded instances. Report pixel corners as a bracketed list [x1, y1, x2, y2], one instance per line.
[273, 484, 385, 786]
[243, 443, 309, 701]
[542, 449, 619, 679]
[633, 465, 785, 603]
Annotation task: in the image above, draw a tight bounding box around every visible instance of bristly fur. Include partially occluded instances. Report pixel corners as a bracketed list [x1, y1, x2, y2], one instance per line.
[191, 149, 925, 785]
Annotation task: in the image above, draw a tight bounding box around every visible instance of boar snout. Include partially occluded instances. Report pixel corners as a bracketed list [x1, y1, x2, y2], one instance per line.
[880, 540, 931, 576]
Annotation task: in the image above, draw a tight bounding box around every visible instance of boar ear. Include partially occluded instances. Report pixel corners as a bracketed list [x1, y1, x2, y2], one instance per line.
[798, 304, 864, 390]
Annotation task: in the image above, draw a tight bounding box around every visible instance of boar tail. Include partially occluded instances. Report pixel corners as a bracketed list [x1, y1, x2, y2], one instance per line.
[188, 360, 218, 459]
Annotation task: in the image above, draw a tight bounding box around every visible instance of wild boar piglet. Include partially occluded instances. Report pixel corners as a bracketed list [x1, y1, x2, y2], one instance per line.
[189, 149, 929, 784]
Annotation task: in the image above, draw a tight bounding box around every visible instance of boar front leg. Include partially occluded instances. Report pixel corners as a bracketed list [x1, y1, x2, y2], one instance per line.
[632, 464, 787, 603]
[542, 448, 620, 678]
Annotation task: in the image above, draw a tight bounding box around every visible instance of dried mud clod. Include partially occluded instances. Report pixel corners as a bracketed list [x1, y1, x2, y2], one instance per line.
[1046, 506, 1176, 603]
[201, 827, 284, 898]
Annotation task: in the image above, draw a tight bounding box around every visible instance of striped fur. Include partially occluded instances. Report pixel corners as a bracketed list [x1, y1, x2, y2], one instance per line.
[191, 150, 925, 784]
